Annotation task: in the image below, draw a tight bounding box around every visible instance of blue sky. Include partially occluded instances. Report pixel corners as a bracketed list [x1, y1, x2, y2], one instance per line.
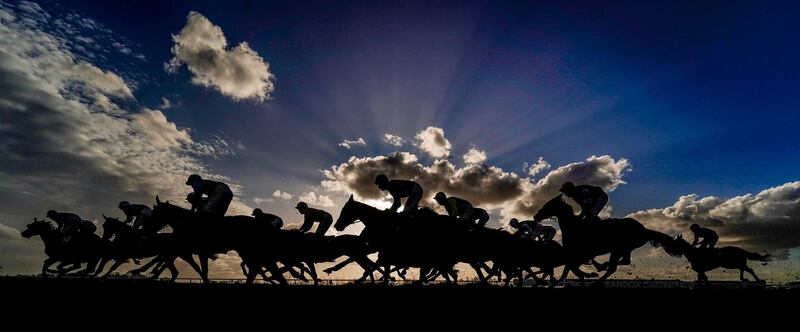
[1, 0, 799, 279]
[51, 0, 799, 214]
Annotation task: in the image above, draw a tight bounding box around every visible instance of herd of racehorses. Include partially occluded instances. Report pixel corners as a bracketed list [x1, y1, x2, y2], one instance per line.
[20, 194, 771, 286]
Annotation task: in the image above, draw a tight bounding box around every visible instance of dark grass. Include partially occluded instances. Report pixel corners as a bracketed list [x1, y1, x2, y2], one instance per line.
[2, 275, 796, 325]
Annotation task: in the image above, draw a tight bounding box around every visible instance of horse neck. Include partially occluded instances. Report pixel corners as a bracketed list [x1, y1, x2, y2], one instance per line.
[115, 224, 136, 239]
[158, 206, 191, 226]
[554, 209, 578, 229]
[681, 242, 698, 258]
[38, 228, 61, 248]
[352, 202, 381, 227]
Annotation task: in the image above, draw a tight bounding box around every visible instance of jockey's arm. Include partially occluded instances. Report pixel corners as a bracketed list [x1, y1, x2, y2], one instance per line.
[691, 236, 699, 246]
[299, 216, 314, 233]
[389, 196, 402, 212]
[124, 213, 134, 224]
[448, 201, 461, 218]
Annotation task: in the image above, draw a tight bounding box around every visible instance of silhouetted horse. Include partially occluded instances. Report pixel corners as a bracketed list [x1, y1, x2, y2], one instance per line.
[672, 234, 770, 284]
[335, 195, 482, 284]
[94, 215, 190, 280]
[21, 218, 106, 276]
[238, 229, 376, 285]
[533, 195, 681, 284]
[491, 238, 596, 287]
[143, 196, 240, 282]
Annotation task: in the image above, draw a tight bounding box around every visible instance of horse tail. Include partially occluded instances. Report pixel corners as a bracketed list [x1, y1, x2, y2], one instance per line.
[647, 229, 682, 256]
[747, 252, 771, 262]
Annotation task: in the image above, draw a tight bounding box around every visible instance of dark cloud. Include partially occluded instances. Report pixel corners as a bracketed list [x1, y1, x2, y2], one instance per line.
[629, 182, 800, 259]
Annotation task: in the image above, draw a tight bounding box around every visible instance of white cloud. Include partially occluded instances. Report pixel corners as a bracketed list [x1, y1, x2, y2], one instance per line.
[383, 133, 405, 147]
[160, 97, 171, 109]
[0, 221, 44, 274]
[298, 191, 335, 208]
[272, 189, 293, 200]
[0, 2, 252, 274]
[338, 137, 366, 149]
[253, 197, 275, 205]
[524, 157, 551, 177]
[165, 11, 274, 102]
[322, 150, 630, 222]
[414, 126, 452, 159]
[462, 146, 487, 165]
[628, 182, 800, 259]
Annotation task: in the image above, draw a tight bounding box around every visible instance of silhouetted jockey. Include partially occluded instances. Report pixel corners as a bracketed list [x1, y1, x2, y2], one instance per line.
[434, 192, 486, 226]
[468, 208, 490, 227]
[690, 223, 718, 248]
[559, 182, 608, 221]
[374, 174, 423, 213]
[46, 210, 96, 242]
[296, 202, 332, 236]
[509, 218, 534, 238]
[509, 218, 556, 241]
[434, 192, 472, 218]
[118, 201, 152, 230]
[185, 174, 233, 218]
[252, 208, 283, 229]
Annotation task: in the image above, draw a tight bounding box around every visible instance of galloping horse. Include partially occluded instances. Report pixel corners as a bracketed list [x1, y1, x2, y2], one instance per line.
[94, 216, 187, 280]
[238, 229, 376, 285]
[335, 195, 487, 283]
[672, 234, 769, 284]
[533, 195, 681, 284]
[21, 218, 106, 276]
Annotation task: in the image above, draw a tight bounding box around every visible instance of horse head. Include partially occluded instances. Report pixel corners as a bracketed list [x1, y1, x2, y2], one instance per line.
[21, 218, 53, 238]
[533, 194, 574, 224]
[673, 233, 690, 248]
[101, 214, 125, 241]
[334, 195, 360, 232]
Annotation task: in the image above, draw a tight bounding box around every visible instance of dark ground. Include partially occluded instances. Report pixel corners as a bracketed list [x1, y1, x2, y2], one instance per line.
[2, 276, 794, 327]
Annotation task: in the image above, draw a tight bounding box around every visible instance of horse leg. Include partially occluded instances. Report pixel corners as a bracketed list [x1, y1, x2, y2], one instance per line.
[101, 260, 124, 278]
[129, 257, 160, 275]
[55, 261, 69, 275]
[352, 256, 376, 283]
[593, 253, 621, 286]
[41, 257, 57, 276]
[60, 262, 81, 275]
[306, 262, 319, 285]
[619, 252, 632, 266]
[150, 260, 168, 279]
[591, 259, 608, 272]
[199, 255, 210, 283]
[558, 264, 574, 284]
[383, 264, 392, 284]
[245, 263, 258, 285]
[240, 262, 249, 277]
[179, 254, 204, 280]
[167, 260, 179, 282]
[324, 257, 355, 274]
[743, 266, 761, 282]
[266, 261, 287, 285]
[419, 266, 431, 284]
[94, 257, 111, 277]
[450, 268, 458, 283]
[469, 262, 487, 283]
